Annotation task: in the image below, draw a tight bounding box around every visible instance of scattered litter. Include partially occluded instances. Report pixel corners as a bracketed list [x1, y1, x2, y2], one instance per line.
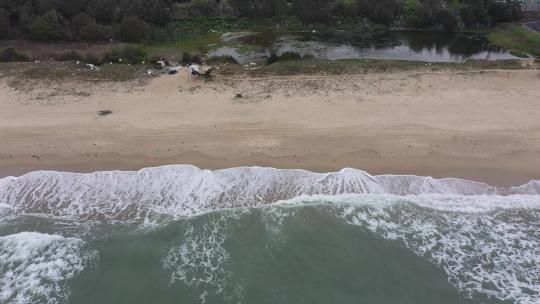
[190, 64, 201, 74]
[168, 66, 182, 75]
[87, 63, 100, 71]
[156, 60, 168, 67]
[189, 65, 214, 79]
[98, 110, 112, 116]
[235, 93, 243, 98]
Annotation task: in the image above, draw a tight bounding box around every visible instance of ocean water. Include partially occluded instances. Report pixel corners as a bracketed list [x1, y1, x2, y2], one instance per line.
[0, 165, 539, 304]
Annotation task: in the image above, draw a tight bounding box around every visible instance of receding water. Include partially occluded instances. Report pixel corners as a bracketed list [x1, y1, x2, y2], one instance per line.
[1, 166, 539, 304]
[210, 31, 519, 64]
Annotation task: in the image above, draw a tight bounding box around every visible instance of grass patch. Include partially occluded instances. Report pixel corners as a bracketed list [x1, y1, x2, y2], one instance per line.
[207, 55, 238, 65]
[143, 32, 222, 58]
[216, 58, 535, 77]
[488, 24, 540, 58]
[2, 62, 145, 84]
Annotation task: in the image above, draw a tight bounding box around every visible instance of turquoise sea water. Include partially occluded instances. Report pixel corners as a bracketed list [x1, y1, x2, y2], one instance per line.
[0, 166, 539, 304]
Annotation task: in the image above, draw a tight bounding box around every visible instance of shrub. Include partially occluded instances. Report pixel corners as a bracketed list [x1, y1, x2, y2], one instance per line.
[104, 45, 148, 64]
[266, 52, 279, 65]
[53, 50, 84, 61]
[84, 53, 102, 65]
[181, 52, 203, 65]
[207, 55, 238, 64]
[80, 23, 112, 41]
[0, 48, 29, 62]
[191, 54, 203, 64]
[279, 51, 302, 61]
[181, 52, 192, 65]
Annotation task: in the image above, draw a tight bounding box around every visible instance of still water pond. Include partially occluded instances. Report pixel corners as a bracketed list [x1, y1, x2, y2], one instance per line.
[210, 30, 518, 64]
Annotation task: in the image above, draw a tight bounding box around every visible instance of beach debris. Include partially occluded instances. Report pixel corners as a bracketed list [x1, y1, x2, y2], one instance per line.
[190, 64, 201, 74]
[98, 110, 112, 116]
[168, 66, 182, 75]
[189, 65, 214, 80]
[87, 63, 100, 71]
[31, 154, 41, 161]
[155, 60, 168, 68]
[235, 93, 243, 99]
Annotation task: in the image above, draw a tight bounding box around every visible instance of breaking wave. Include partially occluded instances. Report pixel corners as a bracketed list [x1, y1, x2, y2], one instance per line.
[1, 165, 539, 304]
[1, 165, 539, 223]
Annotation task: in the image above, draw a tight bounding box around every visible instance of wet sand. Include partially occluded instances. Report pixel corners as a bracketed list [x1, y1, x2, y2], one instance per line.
[1, 67, 540, 186]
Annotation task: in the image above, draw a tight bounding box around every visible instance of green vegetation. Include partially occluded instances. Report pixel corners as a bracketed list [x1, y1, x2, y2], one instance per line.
[266, 51, 306, 65]
[0, 0, 524, 44]
[104, 46, 148, 64]
[207, 55, 238, 65]
[488, 24, 540, 58]
[0, 48, 29, 62]
[217, 57, 535, 77]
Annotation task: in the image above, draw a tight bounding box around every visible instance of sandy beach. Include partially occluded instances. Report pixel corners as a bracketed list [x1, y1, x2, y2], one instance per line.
[1, 65, 540, 186]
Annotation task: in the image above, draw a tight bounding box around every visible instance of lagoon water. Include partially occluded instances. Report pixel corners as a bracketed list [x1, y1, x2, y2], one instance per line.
[1, 165, 539, 304]
[210, 31, 519, 64]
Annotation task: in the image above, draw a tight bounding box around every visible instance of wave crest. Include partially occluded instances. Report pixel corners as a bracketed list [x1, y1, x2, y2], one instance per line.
[0, 165, 538, 222]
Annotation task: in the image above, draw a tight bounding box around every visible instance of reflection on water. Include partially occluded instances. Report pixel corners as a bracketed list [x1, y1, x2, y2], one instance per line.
[210, 31, 519, 64]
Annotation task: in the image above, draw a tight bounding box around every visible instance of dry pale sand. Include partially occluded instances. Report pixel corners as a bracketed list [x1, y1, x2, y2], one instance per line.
[1, 67, 540, 186]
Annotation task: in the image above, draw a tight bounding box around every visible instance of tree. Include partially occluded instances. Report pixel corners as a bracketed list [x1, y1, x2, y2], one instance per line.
[0, 8, 11, 39]
[86, 0, 117, 23]
[372, 0, 403, 26]
[28, 9, 69, 41]
[71, 12, 94, 36]
[228, 0, 289, 17]
[437, 9, 457, 32]
[292, 0, 333, 23]
[72, 12, 111, 41]
[143, 0, 171, 25]
[116, 16, 150, 42]
[333, 0, 359, 17]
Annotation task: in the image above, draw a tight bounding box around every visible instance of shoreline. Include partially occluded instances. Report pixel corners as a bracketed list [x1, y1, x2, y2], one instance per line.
[1, 152, 540, 187]
[1, 64, 540, 187]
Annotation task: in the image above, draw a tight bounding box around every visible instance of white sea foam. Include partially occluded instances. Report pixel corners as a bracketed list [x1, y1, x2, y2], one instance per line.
[1, 165, 540, 303]
[333, 199, 540, 304]
[261, 195, 540, 304]
[0, 232, 97, 304]
[163, 211, 246, 304]
[0, 165, 538, 222]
